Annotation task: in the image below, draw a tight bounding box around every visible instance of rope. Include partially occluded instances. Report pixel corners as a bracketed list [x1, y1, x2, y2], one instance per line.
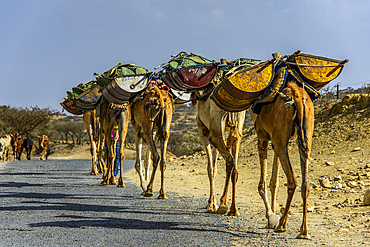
[284, 61, 345, 67]
[277, 91, 294, 117]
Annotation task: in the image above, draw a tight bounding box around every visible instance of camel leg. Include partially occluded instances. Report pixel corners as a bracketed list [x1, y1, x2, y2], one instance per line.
[134, 135, 147, 192]
[143, 124, 160, 197]
[157, 137, 168, 199]
[270, 154, 280, 213]
[196, 118, 219, 213]
[117, 120, 128, 188]
[267, 153, 281, 229]
[144, 147, 151, 183]
[226, 115, 244, 216]
[96, 134, 105, 174]
[256, 133, 279, 229]
[207, 126, 236, 215]
[296, 147, 310, 239]
[90, 140, 98, 175]
[108, 137, 117, 185]
[88, 124, 98, 175]
[97, 136, 107, 177]
[273, 144, 297, 233]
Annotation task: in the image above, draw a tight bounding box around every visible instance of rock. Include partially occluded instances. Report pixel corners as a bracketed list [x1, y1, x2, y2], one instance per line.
[347, 181, 357, 188]
[334, 175, 342, 181]
[307, 205, 315, 212]
[335, 183, 343, 189]
[352, 147, 361, 152]
[344, 198, 354, 204]
[325, 161, 335, 166]
[320, 178, 332, 188]
[331, 150, 335, 154]
[364, 189, 370, 206]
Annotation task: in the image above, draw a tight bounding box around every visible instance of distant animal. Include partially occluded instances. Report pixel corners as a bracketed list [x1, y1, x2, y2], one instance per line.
[83, 110, 105, 175]
[23, 137, 34, 160]
[11, 133, 23, 160]
[0, 134, 12, 161]
[249, 79, 315, 239]
[96, 99, 130, 186]
[130, 84, 174, 198]
[38, 135, 50, 160]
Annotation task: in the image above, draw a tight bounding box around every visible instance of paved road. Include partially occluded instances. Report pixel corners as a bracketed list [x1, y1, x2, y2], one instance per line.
[0, 159, 237, 247]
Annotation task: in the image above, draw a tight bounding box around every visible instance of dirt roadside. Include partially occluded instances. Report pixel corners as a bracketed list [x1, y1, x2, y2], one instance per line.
[47, 94, 370, 246]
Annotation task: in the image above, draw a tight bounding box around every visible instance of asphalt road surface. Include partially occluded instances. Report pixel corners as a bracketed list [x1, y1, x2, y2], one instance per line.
[0, 158, 240, 247]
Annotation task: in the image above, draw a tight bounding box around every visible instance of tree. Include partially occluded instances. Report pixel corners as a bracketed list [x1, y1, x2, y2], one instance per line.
[362, 81, 370, 94]
[68, 121, 86, 144]
[320, 85, 336, 104]
[0, 105, 56, 136]
[52, 120, 86, 144]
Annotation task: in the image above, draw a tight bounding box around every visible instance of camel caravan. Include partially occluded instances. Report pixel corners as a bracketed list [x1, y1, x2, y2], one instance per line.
[61, 50, 348, 239]
[0, 134, 48, 161]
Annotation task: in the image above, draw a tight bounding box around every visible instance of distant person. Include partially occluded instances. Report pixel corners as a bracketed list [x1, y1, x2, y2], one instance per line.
[102, 131, 120, 177]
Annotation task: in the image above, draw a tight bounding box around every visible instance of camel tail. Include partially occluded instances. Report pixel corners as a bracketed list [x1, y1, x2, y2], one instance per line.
[156, 108, 168, 141]
[294, 91, 309, 153]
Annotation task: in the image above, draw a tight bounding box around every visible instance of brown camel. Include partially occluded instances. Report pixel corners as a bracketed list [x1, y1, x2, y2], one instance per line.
[38, 135, 50, 160]
[131, 84, 174, 199]
[83, 110, 105, 175]
[196, 94, 245, 216]
[249, 80, 314, 239]
[96, 99, 130, 187]
[11, 133, 23, 160]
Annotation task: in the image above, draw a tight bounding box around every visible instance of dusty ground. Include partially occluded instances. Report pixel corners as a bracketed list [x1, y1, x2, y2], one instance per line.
[48, 94, 370, 246]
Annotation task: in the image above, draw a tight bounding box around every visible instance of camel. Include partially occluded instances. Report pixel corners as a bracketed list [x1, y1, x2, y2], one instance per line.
[0, 134, 12, 161]
[82, 110, 105, 175]
[96, 99, 130, 186]
[23, 137, 34, 160]
[38, 135, 50, 160]
[11, 133, 23, 160]
[130, 84, 174, 199]
[195, 91, 245, 216]
[249, 79, 314, 239]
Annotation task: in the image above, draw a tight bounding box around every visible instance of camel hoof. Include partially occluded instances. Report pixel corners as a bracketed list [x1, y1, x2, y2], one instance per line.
[101, 180, 108, 185]
[157, 194, 167, 199]
[296, 233, 311, 240]
[90, 171, 98, 175]
[109, 180, 117, 185]
[143, 191, 153, 197]
[140, 191, 146, 196]
[216, 205, 228, 215]
[117, 183, 126, 188]
[274, 226, 286, 233]
[205, 203, 219, 213]
[227, 210, 239, 216]
[267, 214, 280, 229]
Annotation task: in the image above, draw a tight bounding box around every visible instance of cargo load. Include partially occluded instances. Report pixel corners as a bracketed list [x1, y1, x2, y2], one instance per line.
[94, 63, 151, 104]
[159, 52, 218, 91]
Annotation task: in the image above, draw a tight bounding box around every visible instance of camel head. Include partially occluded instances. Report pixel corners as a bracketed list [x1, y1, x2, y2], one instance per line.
[144, 86, 167, 122]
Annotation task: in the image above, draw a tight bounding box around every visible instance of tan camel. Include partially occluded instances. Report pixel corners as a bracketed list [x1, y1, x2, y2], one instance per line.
[96, 99, 130, 187]
[131, 84, 173, 199]
[195, 93, 245, 216]
[249, 80, 314, 239]
[82, 110, 105, 175]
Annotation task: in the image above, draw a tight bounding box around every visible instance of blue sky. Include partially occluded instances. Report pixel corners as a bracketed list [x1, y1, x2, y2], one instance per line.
[0, 0, 368, 111]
